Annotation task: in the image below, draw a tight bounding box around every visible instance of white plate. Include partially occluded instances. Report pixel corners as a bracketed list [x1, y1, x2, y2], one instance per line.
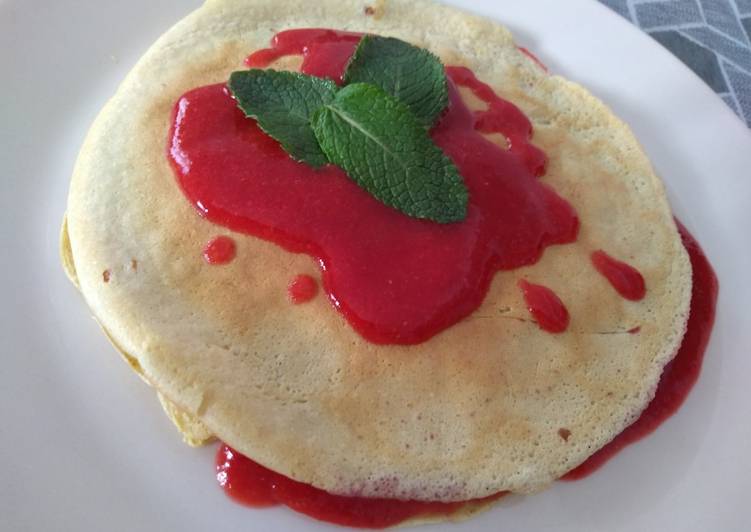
[1, 0, 750, 530]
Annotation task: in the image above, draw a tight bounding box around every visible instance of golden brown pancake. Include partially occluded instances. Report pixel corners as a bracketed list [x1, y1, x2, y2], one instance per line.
[63, 0, 691, 502]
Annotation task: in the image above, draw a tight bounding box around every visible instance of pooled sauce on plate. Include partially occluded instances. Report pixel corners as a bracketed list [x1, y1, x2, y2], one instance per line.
[216, 445, 506, 528]
[169, 28, 579, 345]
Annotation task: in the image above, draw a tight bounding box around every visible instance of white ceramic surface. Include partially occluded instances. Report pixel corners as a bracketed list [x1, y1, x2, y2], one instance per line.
[1, 0, 750, 530]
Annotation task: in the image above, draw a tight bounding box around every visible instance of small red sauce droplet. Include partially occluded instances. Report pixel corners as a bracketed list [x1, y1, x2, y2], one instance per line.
[564, 222, 717, 479]
[518, 280, 569, 333]
[216, 444, 506, 528]
[627, 326, 641, 334]
[518, 46, 549, 72]
[203, 236, 236, 265]
[591, 250, 646, 301]
[102, 269, 110, 283]
[288, 274, 318, 304]
[558, 428, 571, 441]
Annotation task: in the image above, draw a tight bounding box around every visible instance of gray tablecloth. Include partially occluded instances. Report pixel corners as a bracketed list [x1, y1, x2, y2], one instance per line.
[599, 0, 751, 126]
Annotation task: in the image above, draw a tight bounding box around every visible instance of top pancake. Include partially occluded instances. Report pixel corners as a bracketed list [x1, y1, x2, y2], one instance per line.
[64, 0, 691, 501]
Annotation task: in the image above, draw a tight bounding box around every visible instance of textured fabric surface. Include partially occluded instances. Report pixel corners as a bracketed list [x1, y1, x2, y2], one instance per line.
[599, 0, 751, 126]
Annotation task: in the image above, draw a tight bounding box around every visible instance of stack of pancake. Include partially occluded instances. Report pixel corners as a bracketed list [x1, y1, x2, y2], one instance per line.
[61, 0, 691, 521]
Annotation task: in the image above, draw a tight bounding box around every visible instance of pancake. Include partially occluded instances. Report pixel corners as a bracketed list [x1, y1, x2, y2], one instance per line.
[63, 216, 215, 446]
[63, 0, 691, 504]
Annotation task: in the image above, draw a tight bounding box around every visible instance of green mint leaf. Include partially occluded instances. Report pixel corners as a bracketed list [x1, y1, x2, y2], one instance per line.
[343, 35, 448, 128]
[311, 83, 468, 223]
[228, 69, 337, 167]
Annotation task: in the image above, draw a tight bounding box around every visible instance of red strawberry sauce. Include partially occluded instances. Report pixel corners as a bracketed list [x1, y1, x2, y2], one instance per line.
[288, 274, 318, 303]
[202, 235, 236, 265]
[591, 250, 647, 301]
[518, 279, 570, 333]
[169, 28, 578, 345]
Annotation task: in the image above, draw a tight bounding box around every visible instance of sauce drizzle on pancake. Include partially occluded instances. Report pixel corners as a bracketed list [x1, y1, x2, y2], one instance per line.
[518, 279, 570, 333]
[591, 250, 646, 301]
[168, 29, 579, 345]
[518, 46, 549, 72]
[246, 29, 362, 83]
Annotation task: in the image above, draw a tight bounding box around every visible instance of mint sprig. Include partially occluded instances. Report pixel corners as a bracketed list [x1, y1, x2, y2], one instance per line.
[312, 84, 467, 223]
[228, 36, 468, 223]
[343, 35, 448, 128]
[228, 70, 336, 167]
